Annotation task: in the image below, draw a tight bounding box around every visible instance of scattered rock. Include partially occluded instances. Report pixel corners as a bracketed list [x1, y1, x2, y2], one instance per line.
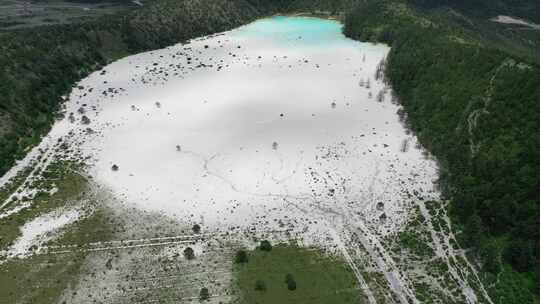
[81, 116, 91, 125]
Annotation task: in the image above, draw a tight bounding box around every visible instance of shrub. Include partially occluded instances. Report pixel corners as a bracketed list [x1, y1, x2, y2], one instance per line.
[199, 287, 210, 301]
[285, 274, 296, 291]
[254, 279, 266, 291]
[235, 250, 249, 264]
[184, 247, 195, 260]
[259, 240, 272, 252]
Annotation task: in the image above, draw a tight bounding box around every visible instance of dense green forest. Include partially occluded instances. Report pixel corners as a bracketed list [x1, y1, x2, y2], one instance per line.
[1, 0, 540, 302]
[345, 0, 540, 301]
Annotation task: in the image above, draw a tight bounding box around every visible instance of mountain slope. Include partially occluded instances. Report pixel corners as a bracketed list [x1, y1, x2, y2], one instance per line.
[345, 1, 540, 301]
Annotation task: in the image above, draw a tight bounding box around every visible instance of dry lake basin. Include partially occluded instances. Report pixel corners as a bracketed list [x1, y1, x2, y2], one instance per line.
[0, 16, 493, 304]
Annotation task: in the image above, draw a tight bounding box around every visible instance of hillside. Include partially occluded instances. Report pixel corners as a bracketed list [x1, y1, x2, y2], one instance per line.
[1, 0, 539, 302]
[345, 0, 540, 301]
[0, 0, 288, 174]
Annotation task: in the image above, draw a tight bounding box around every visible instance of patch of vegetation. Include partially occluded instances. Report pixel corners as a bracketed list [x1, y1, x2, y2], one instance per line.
[398, 230, 434, 257]
[192, 224, 201, 234]
[199, 287, 210, 301]
[255, 279, 267, 291]
[0, 20, 25, 28]
[234, 244, 364, 304]
[413, 281, 453, 304]
[393, 205, 434, 258]
[285, 273, 297, 290]
[0, 161, 87, 252]
[259, 240, 273, 252]
[483, 264, 540, 304]
[0, 166, 32, 205]
[408, 0, 540, 24]
[50, 206, 115, 247]
[235, 250, 249, 264]
[0, 252, 87, 303]
[184, 247, 195, 260]
[360, 270, 391, 302]
[0, 206, 114, 304]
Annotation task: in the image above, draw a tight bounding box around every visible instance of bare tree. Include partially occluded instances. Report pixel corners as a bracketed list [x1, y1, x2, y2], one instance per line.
[376, 90, 385, 102]
[375, 57, 387, 81]
[401, 139, 410, 153]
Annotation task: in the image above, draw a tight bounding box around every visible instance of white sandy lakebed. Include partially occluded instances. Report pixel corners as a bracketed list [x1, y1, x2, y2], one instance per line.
[71, 17, 439, 236]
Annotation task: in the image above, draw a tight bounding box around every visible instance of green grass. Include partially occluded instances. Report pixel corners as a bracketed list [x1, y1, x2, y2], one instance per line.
[360, 270, 392, 303]
[397, 205, 434, 258]
[48, 207, 115, 247]
[0, 166, 32, 205]
[398, 230, 434, 257]
[0, 0, 134, 30]
[0, 208, 114, 304]
[234, 244, 365, 304]
[0, 252, 87, 304]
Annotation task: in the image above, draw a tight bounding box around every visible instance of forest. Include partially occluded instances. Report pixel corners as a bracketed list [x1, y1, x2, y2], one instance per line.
[0, 0, 290, 174]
